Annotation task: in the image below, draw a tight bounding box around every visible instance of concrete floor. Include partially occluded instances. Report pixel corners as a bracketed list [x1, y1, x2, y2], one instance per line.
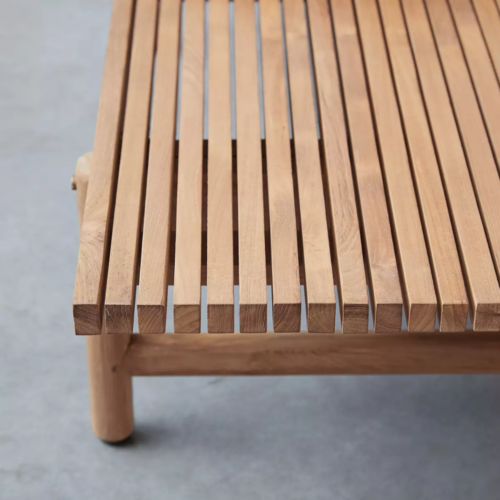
[2, 1, 500, 498]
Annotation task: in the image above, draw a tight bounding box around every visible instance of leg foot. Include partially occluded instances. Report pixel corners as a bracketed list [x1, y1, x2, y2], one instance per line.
[87, 334, 134, 442]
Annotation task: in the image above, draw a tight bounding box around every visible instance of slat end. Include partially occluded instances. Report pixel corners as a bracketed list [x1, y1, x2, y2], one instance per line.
[439, 302, 469, 332]
[472, 302, 500, 332]
[341, 302, 370, 334]
[240, 304, 267, 333]
[407, 303, 438, 332]
[273, 302, 302, 333]
[137, 304, 166, 334]
[174, 305, 201, 333]
[73, 303, 101, 335]
[373, 303, 403, 333]
[105, 304, 134, 334]
[307, 303, 336, 333]
[208, 304, 235, 333]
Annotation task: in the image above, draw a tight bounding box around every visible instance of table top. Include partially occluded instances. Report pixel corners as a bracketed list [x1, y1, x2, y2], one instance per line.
[73, 0, 500, 335]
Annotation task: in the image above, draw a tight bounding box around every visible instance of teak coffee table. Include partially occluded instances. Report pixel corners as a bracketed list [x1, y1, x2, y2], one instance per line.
[73, 0, 500, 442]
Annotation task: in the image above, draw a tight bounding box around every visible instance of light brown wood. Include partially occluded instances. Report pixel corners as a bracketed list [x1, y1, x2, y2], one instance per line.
[379, 0, 468, 332]
[73, 0, 135, 335]
[75, 154, 133, 442]
[425, 0, 500, 293]
[173, 0, 205, 333]
[259, 0, 302, 332]
[330, 0, 403, 332]
[308, 0, 369, 334]
[207, 0, 235, 333]
[282, 0, 336, 332]
[448, 0, 500, 169]
[105, 0, 158, 334]
[123, 332, 500, 375]
[380, 0, 468, 330]
[403, 0, 500, 331]
[75, 0, 500, 341]
[234, 0, 268, 332]
[471, 0, 500, 81]
[354, 0, 437, 332]
[137, 0, 182, 334]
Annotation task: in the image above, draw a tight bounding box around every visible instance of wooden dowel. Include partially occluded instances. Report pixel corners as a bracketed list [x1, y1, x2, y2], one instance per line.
[75, 153, 134, 442]
[122, 332, 500, 376]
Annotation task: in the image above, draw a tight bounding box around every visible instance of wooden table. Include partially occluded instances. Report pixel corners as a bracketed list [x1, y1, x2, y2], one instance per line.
[72, 0, 500, 442]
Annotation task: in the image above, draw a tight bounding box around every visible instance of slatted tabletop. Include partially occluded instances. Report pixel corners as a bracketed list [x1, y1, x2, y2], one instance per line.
[73, 0, 500, 335]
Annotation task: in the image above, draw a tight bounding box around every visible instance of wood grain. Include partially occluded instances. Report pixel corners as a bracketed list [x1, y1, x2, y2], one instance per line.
[137, 0, 182, 333]
[282, 0, 336, 333]
[354, 0, 437, 332]
[448, 0, 500, 169]
[403, 0, 500, 331]
[207, 0, 235, 333]
[330, 0, 403, 333]
[173, 0, 205, 333]
[234, 0, 268, 332]
[73, 0, 135, 335]
[104, 0, 158, 334]
[378, 0, 468, 332]
[308, 0, 369, 333]
[123, 332, 500, 375]
[424, 0, 500, 303]
[471, 0, 500, 81]
[259, 0, 302, 332]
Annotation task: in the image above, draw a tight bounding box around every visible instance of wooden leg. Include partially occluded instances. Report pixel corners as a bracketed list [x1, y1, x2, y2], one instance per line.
[75, 153, 134, 442]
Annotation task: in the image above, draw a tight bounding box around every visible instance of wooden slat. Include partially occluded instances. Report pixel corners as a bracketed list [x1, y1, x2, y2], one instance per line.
[354, 0, 437, 332]
[173, 0, 205, 333]
[330, 0, 403, 333]
[124, 332, 500, 376]
[259, 0, 301, 332]
[402, 0, 500, 331]
[307, 0, 369, 334]
[104, 0, 158, 333]
[378, 0, 468, 332]
[471, 0, 500, 81]
[234, 0, 268, 332]
[425, 0, 500, 305]
[73, 0, 135, 335]
[282, 0, 336, 333]
[207, 0, 234, 333]
[448, 0, 500, 169]
[137, 0, 182, 334]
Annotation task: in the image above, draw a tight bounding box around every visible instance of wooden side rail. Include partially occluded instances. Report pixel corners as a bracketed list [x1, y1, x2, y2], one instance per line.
[121, 333, 500, 376]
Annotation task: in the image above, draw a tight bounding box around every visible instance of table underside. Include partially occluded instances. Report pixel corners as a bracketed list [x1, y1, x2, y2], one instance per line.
[73, 0, 500, 336]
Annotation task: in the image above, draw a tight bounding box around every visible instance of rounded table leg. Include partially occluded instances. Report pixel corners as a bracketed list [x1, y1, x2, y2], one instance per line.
[75, 153, 134, 442]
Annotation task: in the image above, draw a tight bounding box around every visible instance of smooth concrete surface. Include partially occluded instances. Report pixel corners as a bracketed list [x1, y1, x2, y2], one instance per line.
[1, 1, 500, 499]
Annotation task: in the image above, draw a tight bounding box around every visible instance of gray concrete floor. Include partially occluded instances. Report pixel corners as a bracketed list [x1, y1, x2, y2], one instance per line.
[1, 1, 500, 499]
